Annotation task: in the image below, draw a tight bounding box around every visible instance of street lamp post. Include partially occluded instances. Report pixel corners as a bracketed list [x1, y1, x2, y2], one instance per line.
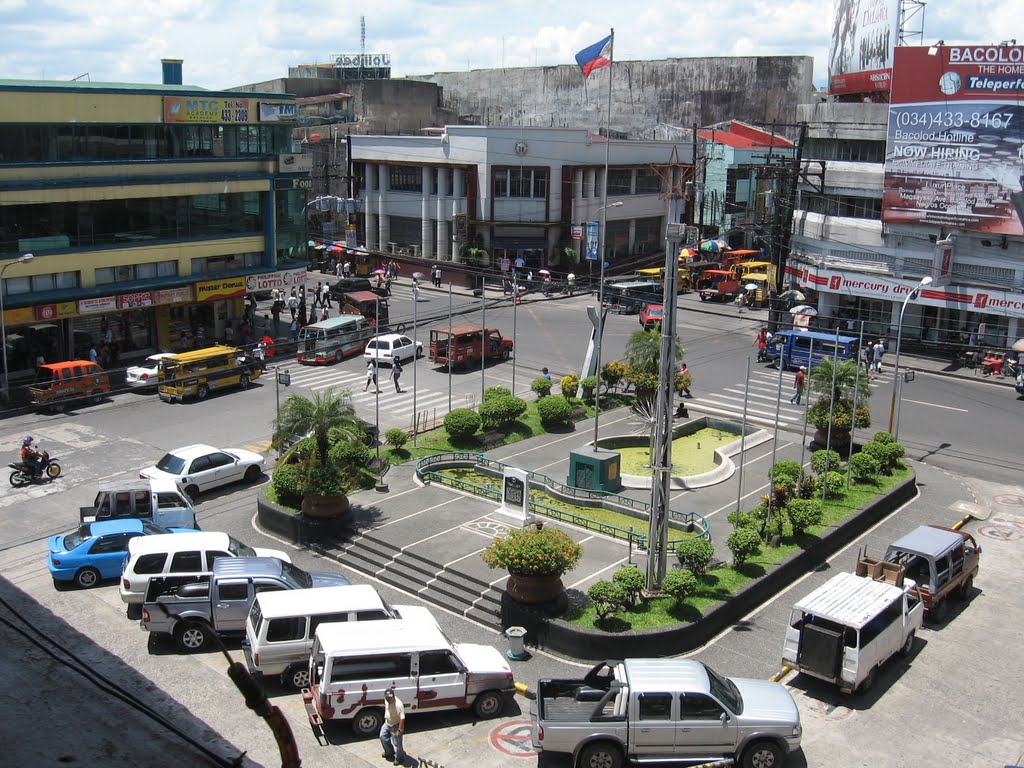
[1, 253, 35, 403]
[888, 276, 932, 437]
[590, 200, 624, 447]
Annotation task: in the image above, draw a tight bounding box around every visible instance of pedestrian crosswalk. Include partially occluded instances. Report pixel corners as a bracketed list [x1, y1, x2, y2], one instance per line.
[686, 367, 892, 429]
[282, 361, 458, 431]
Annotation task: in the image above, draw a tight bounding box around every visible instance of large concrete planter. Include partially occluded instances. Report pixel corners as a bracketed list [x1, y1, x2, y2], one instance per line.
[506, 573, 564, 605]
[301, 493, 350, 519]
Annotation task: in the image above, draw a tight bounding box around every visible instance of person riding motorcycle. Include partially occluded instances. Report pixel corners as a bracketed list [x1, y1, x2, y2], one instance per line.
[19, 436, 42, 479]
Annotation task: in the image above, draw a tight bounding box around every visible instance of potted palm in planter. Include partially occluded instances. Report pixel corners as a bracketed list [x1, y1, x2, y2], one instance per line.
[623, 326, 683, 408]
[481, 524, 583, 605]
[273, 390, 368, 518]
[806, 358, 872, 451]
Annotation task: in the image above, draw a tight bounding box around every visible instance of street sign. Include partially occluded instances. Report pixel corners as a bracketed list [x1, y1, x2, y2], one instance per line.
[571, 225, 583, 241]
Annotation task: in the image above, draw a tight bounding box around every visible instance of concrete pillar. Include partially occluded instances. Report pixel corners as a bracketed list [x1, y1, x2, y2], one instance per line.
[628, 219, 636, 257]
[450, 169, 465, 263]
[377, 164, 390, 251]
[420, 167, 433, 260]
[363, 163, 377, 250]
[585, 168, 596, 200]
[436, 167, 450, 260]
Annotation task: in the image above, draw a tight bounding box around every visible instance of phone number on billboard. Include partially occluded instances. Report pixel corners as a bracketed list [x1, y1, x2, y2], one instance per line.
[894, 110, 1014, 130]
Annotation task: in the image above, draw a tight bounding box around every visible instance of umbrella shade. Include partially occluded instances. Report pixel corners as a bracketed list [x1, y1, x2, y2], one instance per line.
[412, 271, 426, 279]
[261, 336, 276, 357]
[373, 268, 387, 275]
[744, 283, 759, 291]
[307, 240, 316, 247]
[1011, 339, 1024, 352]
[538, 269, 551, 275]
[779, 289, 806, 302]
[789, 304, 818, 316]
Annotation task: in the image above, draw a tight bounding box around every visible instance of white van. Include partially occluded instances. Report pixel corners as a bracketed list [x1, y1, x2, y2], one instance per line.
[119, 531, 290, 607]
[782, 559, 923, 694]
[303, 619, 515, 740]
[82, 477, 197, 529]
[244, 585, 438, 690]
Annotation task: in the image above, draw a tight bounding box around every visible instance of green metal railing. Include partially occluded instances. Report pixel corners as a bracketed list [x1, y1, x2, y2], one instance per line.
[415, 452, 710, 547]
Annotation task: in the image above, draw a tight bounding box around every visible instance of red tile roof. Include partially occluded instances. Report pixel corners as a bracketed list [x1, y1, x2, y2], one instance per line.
[697, 121, 794, 149]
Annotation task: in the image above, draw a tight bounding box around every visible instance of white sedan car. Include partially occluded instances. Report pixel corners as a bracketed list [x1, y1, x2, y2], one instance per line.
[125, 352, 176, 389]
[364, 333, 423, 364]
[140, 444, 265, 501]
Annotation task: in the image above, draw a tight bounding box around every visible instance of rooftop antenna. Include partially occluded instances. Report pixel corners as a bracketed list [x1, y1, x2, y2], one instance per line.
[898, 0, 925, 46]
[360, 15, 366, 79]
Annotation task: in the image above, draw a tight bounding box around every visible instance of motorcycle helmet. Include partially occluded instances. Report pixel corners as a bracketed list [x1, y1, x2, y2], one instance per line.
[22, 436, 33, 447]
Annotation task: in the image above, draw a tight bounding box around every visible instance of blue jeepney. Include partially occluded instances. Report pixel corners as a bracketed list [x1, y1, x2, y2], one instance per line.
[767, 330, 859, 371]
[603, 281, 662, 314]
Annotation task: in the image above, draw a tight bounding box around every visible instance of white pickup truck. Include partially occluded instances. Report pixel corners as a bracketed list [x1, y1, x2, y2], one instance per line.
[529, 658, 802, 768]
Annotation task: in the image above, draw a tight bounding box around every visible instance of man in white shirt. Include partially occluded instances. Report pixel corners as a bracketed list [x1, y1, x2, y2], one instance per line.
[379, 687, 406, 765]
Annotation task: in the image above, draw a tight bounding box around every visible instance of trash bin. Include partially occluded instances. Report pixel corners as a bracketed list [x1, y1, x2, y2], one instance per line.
[505, 626, 529, 660]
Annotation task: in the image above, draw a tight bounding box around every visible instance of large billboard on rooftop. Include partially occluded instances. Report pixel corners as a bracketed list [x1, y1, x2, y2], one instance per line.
[827, 0, 899, 96]
[882, 45, 1024, 236]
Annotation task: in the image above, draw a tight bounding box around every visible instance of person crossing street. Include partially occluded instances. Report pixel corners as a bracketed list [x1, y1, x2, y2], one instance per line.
[790, 366, 806, 404]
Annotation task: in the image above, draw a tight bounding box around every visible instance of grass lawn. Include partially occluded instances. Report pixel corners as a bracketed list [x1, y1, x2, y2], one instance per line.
[437, 467, 698, 545]
[563, 465, 912, 631]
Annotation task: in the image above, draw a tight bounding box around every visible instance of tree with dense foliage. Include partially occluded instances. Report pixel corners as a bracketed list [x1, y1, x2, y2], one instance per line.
[273, 390, 363, 468]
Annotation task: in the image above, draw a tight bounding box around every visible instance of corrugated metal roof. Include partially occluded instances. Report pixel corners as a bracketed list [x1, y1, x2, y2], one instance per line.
[793, 572, 904, 629]
[622, 659, 710, 694]
[887, 525, 962, 560]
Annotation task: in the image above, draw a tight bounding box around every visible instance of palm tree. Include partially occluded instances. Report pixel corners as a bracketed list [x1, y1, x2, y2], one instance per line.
[273, 389, 363, 467]
[808, 358, 871, 403]
[624, 326, 682, 375]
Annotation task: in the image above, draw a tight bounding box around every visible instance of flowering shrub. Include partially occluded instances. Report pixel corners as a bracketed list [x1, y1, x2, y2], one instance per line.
[481, 525, 583, 577]
[560, 374, 580, 398]
[601, 360, 628, 388]
[624, 369, 659, 391]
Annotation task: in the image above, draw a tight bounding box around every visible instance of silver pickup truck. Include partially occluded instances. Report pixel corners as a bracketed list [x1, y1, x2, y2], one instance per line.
[530, 659, 801, 768]
[141, 556, 348, 652]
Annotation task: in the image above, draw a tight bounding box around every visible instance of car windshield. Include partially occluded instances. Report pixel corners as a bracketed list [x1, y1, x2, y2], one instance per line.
[704, 663, 743, 714]
[62, 528, 88, 551]
[279, 559, 312, 588]
[155, 453, 187, 474]
[142, 521, 172, 535]
[226, 536, 256, 557]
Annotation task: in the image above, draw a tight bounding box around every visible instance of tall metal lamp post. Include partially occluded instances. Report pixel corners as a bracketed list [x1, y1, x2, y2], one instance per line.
[590, 200, 624, 447]
[1, 252, 34, 403]
[887, 275, 932, 438]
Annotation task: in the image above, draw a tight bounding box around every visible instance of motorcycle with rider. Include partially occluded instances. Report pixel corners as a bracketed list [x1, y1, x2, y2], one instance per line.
[10, 436, 62, 486]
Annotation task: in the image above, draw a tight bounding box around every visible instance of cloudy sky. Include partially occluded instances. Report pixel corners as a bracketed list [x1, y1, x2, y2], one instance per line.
[0, 0, 1016, 90]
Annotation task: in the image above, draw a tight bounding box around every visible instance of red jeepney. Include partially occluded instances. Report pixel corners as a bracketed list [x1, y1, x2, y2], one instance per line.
[429, 325, 513, 368]
[696, 269, 743, 302]
[338, 290, 389, 326]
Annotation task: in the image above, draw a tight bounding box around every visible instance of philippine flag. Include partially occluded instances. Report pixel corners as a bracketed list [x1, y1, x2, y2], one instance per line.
[575, 34, 613, 78]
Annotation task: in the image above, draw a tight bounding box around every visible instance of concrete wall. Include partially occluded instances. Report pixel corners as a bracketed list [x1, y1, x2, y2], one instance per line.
[413, 57, 814, 140]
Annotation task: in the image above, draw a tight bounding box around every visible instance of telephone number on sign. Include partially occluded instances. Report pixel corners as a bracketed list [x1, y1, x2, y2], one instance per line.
[894, 110, 1014, 130]
[221, 108, 249, 122]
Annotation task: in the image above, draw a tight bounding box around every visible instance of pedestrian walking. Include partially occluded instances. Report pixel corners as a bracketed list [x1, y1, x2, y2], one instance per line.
[391, 355, 403, 392]
[873, 339, 884, 372]
[312, 282, 323, 309]
[363, 359, 378, 392]
[343, 260, 351, 278]
[542, 367, 552, 381]
[432, 264, 442, 288]
[678, 362, 692, 397]
[287, 288, 299, 319]
[289, 317, 299, 342]
[379, 687, 406, 765]
[412, 278, 421, 303]
[862, 344, 875, 379]
[755, 327, 769, 362]
[790, 366, 806, 404]
[321, 281, 332, 308]
[270, 303, 281, 337]
[320, 308, 329, 322]
[253, 339, 267, 371]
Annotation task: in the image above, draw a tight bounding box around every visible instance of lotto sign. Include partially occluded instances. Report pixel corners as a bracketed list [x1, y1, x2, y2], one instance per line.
[571, 225, 583, 241]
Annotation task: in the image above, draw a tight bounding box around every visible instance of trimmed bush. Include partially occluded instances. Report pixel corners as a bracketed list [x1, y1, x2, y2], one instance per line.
[761, 483, 792, 511]
[588, 580, 628, 620]
[531, 377, 552, 398]
[727, 509, 759, 529]
[271, 463, 304, 507]
[871, 431, 896, 444]
[879, 441, 906, 473]
[560, 374, 580, 398]
[661, 568, 698, 605]
[444, 408, 481, 441]
[750, 501, 786, 540]
[580, 375, 598, 401]
[601, 360, 628, 389]
[384, 428, 408, 449]
[537, 395, 573, 428]
[787, 498, 824, 536]
[675, 537, 714, 577]
[484, 386, 512, 401]
[479, 395, 528, 430]
[770, 461, 802, 485]
[613, 566, 646, 608]
[727, 527, 762, 567]
[821, 470, 847, 499]
[329, 439, 371, 469]
[812, 449, 842, 476]
[849, 451, 881, 483]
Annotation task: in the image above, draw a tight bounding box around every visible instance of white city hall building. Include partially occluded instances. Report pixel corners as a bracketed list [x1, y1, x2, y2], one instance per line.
[350, 126, 693, 269]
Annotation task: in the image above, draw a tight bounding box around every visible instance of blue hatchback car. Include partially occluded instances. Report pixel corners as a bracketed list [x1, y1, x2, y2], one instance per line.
[48, 519, 188, 589]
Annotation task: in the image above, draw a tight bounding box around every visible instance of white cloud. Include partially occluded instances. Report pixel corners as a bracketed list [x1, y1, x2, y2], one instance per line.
[0, 0, 1014, 90]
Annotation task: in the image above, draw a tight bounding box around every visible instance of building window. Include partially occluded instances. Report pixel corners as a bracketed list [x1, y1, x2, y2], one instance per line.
[389, 165, 422, 192]
[634, 168, 662, 195]
[95, 261, 177, 285]
[191, 252, 262, 276]
[607, 169, 632, 196]
[2, 271, 79, 297]
[799, 194, 881, 220]
[387, 216, 421, 250]
[493, 168, 548, 199]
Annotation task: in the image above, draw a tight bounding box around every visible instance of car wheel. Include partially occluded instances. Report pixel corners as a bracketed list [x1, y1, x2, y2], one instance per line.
[9, 470, 29, 487]
[742, 740, 783, 768]
[350, 707, 384, 738]
[74, 567, 101, 589]
[501, 349, 510, 361]
[857, 666, 877, 694]
[196, 384, 210, 400]
[46, 462, 62, 479]
[174, 622, 211, 653]
[929, 598, 949, 623]
[239, 374, 250, 390]
[958, 575, 974, 600]
[243, 465, 261, 483]
[899, 631, 915, 656]
[472, 690, 504, 719]
[282, 664, 311, 691]
[91, 389, 104, 404]
[578, 741, 623, 768]
[184, 484, 200, 502]
[126, 603, 142, 620]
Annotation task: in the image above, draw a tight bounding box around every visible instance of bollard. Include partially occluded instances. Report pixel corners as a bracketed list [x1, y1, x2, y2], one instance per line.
[505, 626, 529, 660]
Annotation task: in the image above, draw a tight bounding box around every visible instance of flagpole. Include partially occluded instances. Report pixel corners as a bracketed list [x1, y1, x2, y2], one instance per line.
[591, 27, 614, 449]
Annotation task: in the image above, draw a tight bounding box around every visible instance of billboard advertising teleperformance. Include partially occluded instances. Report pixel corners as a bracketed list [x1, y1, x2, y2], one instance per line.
[882, 45, 1024, 237]
[827, 0, 899, 96]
